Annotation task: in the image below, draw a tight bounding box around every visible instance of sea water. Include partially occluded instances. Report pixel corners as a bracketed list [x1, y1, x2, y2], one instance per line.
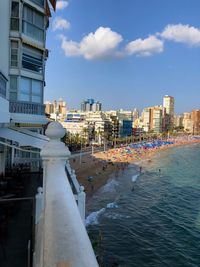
[86, 143, 200, 267]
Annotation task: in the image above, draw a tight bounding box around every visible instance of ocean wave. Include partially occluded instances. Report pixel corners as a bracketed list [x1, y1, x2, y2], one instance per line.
[105, 213, 131, 220]
[85, 208, 106, 227]
[132, 174, 139, 182]
[101, 179, 119, 193]
[86, 202, 118, 227]
[107, 202, 119, 209]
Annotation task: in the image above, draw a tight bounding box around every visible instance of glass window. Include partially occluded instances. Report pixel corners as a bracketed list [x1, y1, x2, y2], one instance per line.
[10, 2, 19, 31]
[22, 45, 43, 73]
[32, 80, 42, 103]
[10, 76, 18, 91]
[32, 80, 42, 95]
[22, 5, 44, 43]
[10, 92, 17, 101]
[11, 40, 19, 67]
[31, 0, 44, 7]
[21, 77, 31, 94]
[19, 77, 43, 103]
[0, 73, 7, 98]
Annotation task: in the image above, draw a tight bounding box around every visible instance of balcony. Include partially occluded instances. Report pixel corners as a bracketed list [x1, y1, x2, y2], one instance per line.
[9, 101, 45, 115]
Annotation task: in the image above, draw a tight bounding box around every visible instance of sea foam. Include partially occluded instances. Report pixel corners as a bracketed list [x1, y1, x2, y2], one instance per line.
[86, 202, 118, 227]
[101, 179, 119, 193]
[85, 208, 106, 227]
[132, 174, 139, 182]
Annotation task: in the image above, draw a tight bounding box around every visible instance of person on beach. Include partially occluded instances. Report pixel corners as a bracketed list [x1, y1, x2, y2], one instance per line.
[139, 166, 142, 173]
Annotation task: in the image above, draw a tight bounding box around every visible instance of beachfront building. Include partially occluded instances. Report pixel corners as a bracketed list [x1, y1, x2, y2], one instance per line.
[150, 106, 163, 133]
[0, 0, 57, 173]
[81, 98, 102, 112]
[142, 106, 165, 134]
[163, 95, 175, 131]
[191, 109, 200, 134]
[142, 108, 151, 132]
[183, 112, 192, 133]
[174, 114, 184, 129]
[85, 112, 113, 144]
[132, 108, 139, 122]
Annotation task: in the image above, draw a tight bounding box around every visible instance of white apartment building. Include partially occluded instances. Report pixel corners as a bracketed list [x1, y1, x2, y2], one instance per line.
[163, 95, 175, 130]
[142, 108, 150, 132]
[0, 0, 56, 173]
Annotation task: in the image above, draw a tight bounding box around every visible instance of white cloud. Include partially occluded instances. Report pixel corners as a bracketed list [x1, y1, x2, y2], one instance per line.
[160, 24, 200, 46]
[126, 35, 164, 56]
[56, 1, 69, 10]
[52, 17, 70, 31]
[60, 27, 123, 60]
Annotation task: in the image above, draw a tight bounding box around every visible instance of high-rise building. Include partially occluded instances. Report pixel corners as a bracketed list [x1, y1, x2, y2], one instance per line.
[45, 101, 54, 114]
[174, 115, 184, 128]
[0, 0, 57, 173]
[132, 108, 139, 122]
[0, 0, 53, 126]
[163, 95, 175, 131]
[142, 105, 164, 133]
[150, 106, 163, 133]
[191, 109, 200, 134]
[183, 112, 192, 132]
[142, 108, 151, 132]
[81, 98, 102, 112]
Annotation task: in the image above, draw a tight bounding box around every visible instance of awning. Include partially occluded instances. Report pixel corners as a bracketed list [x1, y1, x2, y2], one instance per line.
[0, 128, 49, 149]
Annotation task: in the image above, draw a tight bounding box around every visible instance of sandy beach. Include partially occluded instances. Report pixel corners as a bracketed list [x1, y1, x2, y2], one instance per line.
[70, 137, 200, 198]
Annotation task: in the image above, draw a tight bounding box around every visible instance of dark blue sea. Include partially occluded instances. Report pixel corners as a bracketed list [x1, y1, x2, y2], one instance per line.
[86, 143, 200, 267]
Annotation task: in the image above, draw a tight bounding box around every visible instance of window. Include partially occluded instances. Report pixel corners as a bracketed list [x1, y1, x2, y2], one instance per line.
[32, 80, 42, 103]
[0, 73, 7, 98]
[22, 5, 44, 43]
[22, 45, 43, 73]
[10, 40, 19, 67]
[19, 77, 43, 103]
[10, 2, 19, 31]
[9, 76, 18, 101]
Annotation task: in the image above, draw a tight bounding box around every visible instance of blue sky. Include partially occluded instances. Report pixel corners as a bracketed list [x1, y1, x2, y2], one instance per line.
[45, 0, 200, 114]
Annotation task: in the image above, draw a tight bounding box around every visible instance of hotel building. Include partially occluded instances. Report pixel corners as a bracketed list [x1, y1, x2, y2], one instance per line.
[163, 95, 175, 131]
[191, 109, 200, 134]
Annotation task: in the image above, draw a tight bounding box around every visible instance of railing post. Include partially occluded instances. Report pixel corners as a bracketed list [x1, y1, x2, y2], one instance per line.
[77, 185, 86, 223]
[36, 122, 98, 267]
[35, 187, 44, 224]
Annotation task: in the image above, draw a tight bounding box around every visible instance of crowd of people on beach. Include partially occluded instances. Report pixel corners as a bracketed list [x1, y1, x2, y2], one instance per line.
[95, 136, 200, 164]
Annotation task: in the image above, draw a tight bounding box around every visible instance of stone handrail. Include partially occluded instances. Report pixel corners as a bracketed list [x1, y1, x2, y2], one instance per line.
[65, 162, 86, 222]
[33, 122, 98, 267]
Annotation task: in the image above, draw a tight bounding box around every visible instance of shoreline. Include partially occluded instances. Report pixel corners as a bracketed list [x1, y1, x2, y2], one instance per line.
[70, 138, 200, 199]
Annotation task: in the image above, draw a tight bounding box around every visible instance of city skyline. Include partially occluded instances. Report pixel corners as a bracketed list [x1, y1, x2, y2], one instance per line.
[45, 0, 200, 113]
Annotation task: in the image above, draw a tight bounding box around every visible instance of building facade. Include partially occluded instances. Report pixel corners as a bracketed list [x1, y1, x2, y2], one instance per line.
[0, 0, 56, 173]
[81, 98, 102, 112]
[163, 95, 175, 131]
[191, 109, 200, 134]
